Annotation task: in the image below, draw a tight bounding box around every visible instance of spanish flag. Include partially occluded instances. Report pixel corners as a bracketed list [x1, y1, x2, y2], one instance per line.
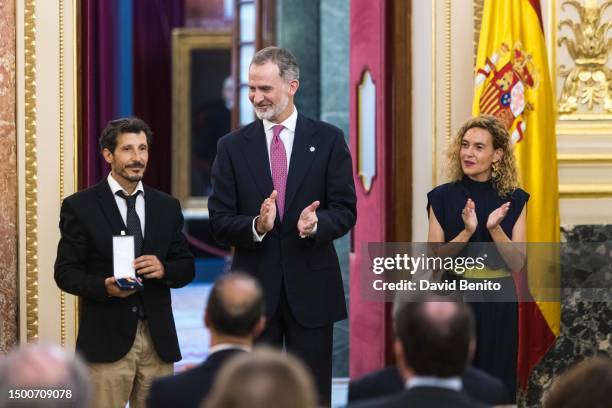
[472, 0, 560, 389]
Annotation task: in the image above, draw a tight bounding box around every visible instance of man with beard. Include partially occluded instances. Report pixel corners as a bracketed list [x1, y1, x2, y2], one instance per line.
[54, 117, 194, 408]
[208, 46, 356, 405]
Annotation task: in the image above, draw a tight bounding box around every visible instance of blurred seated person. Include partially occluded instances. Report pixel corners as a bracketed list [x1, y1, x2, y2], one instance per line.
[348, 296, 509, 405]
[0, 343, 90, 408]
[349, 298, 490, 408]
[203, 347, 317, 408]
[543, 356, 612, 408]
[147, 272, 265, 408]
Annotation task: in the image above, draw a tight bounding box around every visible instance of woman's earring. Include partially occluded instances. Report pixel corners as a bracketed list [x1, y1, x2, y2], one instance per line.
[492, 161, 500, 180]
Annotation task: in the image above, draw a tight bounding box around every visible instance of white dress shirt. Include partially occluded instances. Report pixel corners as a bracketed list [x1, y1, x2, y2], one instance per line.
[208, 343, 251, 356]
[107, 173, 146, 235]
[406, 375, 462, 391]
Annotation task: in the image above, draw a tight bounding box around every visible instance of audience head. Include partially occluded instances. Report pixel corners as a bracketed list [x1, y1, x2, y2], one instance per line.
[203, 347, 317, 408]
[0, 343, 90, 408]
[544, 356, 612, 408]
[205, 272, 266, 340]
[393, 297, 475, 378]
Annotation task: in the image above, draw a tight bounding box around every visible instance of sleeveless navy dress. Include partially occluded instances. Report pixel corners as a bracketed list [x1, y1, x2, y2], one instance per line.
[427, 176, 529, 400]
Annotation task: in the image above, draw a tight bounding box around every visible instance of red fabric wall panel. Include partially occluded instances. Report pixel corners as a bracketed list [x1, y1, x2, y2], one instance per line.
[349, 0, 391, 379]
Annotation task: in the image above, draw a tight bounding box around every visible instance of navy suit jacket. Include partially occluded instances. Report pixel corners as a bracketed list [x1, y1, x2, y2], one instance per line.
[208, 113, 356, 327]
[348, 366, 509, 405]
[349, 386, 489, 408]
[147, 349, 243, 408]
[54, 180, 194, 363]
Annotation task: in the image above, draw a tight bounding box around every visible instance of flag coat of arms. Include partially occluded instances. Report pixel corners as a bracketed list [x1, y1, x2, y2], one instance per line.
[472, 0, 561, 389]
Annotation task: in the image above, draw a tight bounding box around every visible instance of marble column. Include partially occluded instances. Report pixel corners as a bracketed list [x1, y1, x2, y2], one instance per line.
[519, 225, 612, 407]
[320, 0, 350, 378]
[276, 0, 320, 119]
[0, 0, 18, 353]
[277, 0, 351, 377]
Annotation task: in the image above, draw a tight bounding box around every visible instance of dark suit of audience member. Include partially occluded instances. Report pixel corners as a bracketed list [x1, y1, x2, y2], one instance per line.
[350, 386, 488, 408]
[54, 118, 194, 408]
[349, 298, 488, 408]
[348, 365, 509, 405]
[147, 272, 266, 408]
[208, 47, 356, 404]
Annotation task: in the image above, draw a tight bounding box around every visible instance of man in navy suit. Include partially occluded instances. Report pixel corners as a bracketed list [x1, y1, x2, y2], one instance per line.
[208, 46, 357, 404]
[54, 118, 194, 408]
[349, 299, 489, 408]
[147, 272, 266, 408]
[348, 295, 509, 405]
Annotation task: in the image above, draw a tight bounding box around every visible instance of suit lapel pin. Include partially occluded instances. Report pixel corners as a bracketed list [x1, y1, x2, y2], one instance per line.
[309, 146, 315, 152]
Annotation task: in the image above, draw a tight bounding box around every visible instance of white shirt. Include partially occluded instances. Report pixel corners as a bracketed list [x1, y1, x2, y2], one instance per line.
[406, 376, 462, 391]
[107, 173, 145, 235]
[208, 343, 251, 356]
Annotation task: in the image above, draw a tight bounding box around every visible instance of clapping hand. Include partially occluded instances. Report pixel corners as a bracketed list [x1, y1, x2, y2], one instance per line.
[256, 190, 277, 234]
[462, 199, 478, 235]
[298, 201, 320, 238]
[486, 202, 510, 230]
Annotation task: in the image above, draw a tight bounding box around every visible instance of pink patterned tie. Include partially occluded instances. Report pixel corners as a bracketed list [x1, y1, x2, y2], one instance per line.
[270, 124, 287, 220]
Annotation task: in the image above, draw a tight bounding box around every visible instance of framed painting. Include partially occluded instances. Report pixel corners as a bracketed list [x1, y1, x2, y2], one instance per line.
[172, 29, 233, 213]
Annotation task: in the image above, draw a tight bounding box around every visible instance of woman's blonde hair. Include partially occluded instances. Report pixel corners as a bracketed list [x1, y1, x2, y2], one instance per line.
[446, 115, 519, 197]
[203, 347, 318, 408]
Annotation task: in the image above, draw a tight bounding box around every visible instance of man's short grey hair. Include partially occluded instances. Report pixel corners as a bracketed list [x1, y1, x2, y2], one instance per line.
[251, 46, 300, 82]
[0, 343, 91, 408]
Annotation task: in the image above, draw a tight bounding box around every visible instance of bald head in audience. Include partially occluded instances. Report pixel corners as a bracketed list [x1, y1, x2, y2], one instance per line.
[0, 343, 90, 407]
[394, 297, 475, 378]
[147, 272, 267, 408]
[205, 272, 266, 346]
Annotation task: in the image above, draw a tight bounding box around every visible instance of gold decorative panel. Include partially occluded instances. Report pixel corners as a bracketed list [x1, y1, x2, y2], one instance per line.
[552, 0, 612, 201]
[557, 0, 612, 114]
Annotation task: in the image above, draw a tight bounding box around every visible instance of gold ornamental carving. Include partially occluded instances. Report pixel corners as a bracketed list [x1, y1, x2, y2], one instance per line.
[25, 0, 39, 341]
[60, 0, 67, 347]
[557, 0, 612, 113]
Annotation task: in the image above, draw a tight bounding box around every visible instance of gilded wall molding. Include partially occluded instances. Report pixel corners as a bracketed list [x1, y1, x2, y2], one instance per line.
[557, 0, 612, 115]
[559, 183, 612, 197]
[558, 152, 612, 163]
[444, 0, 452, 147]
[431, 0, 437, 185]
[59, 0, 66, 347]
[473, 0, 484, 66]
[24, 0, 38, 342]
[72, 0, 80, 344]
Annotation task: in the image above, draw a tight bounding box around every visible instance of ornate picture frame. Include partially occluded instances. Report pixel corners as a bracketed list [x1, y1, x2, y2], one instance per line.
[172, 29, 233, 214]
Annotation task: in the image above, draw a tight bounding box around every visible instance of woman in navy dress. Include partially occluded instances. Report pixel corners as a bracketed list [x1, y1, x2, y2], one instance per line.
[427, 115, 529, 401]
